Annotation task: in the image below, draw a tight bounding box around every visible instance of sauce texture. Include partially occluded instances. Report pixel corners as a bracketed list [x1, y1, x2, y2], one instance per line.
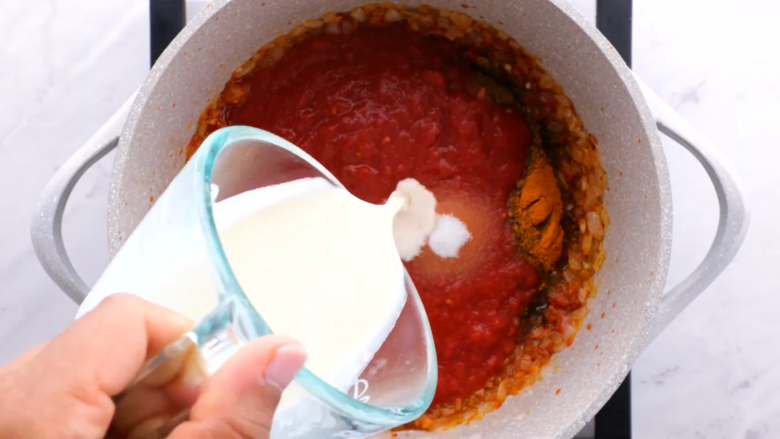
[225, 25, 540, 404]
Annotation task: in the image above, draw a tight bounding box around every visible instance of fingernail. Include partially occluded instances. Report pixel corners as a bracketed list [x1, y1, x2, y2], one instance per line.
[265, 345, 307, 389]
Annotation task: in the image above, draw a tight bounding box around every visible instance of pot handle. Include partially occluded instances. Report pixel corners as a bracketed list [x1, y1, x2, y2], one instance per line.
[30, 91, 137, 305]
[634, 77, 750, 341]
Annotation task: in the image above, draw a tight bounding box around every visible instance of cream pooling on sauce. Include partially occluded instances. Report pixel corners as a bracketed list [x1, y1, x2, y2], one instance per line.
[392, 179, 472, 261]
[428, 214, 472, 258]
[392, 178, 437, 261]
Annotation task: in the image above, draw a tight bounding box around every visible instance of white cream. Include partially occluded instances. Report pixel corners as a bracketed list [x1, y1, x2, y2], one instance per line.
[222, 180, 411, 392]
[147, 178, 412, 393]
[392, 178, 437, 261]
[127, 177, 436, 395]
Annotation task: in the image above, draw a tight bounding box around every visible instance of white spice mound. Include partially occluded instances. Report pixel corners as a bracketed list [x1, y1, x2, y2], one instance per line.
[391, 178, 437, 261]
[428, 214, 471, 258]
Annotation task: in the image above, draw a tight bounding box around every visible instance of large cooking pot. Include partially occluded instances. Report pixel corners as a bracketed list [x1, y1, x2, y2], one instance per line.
[31, 0, 748, 438]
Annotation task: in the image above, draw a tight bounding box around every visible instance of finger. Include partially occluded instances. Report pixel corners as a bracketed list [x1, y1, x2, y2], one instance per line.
[36, 293, 193, 397]
[112, 344, 204, 435]
[1, 295, 193, 438]
[165, 335, 306, 439]
[112, 386, 175, 434]
[0, 341, 48, 374]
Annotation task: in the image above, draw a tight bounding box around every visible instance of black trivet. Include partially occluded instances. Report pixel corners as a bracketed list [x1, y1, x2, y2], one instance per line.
[594, 0, 632, 438]
[150, 0, 185, 68]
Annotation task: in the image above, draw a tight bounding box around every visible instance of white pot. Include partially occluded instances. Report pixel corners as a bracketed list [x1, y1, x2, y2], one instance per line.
[31, 1, 749, 438]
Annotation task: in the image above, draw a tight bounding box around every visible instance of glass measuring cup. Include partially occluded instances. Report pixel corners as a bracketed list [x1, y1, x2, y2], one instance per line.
[79, 126, 437, 438]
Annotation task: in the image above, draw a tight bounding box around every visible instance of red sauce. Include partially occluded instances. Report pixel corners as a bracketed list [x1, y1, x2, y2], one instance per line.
[226, 25, 541, 404]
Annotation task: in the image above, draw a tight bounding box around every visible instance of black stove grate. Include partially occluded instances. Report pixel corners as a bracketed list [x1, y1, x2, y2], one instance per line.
[150, 0, 185, 68]
[594, 1, 632, 437]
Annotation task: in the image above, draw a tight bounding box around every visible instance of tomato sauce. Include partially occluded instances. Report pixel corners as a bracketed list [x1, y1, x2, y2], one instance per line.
[225, 25, 541, 404]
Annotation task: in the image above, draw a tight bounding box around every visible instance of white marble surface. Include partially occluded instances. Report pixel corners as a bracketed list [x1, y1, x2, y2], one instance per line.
[0, 0, 778, 437]
[633, 1, 780, 438]
[0, 0, 149, 358]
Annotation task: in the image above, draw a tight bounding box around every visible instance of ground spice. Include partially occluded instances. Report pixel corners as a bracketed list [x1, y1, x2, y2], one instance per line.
[510, 147, 564, 271]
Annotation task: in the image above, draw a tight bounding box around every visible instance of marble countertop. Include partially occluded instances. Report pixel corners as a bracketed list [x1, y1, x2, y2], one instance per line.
[1, 0, 778, 437]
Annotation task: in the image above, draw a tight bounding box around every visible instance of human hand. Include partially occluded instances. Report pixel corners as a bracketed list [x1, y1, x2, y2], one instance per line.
[0, 294, 306, 439]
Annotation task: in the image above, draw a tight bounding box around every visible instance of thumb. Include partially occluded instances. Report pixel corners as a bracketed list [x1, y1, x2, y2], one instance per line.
[169, 335, 306, 439]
